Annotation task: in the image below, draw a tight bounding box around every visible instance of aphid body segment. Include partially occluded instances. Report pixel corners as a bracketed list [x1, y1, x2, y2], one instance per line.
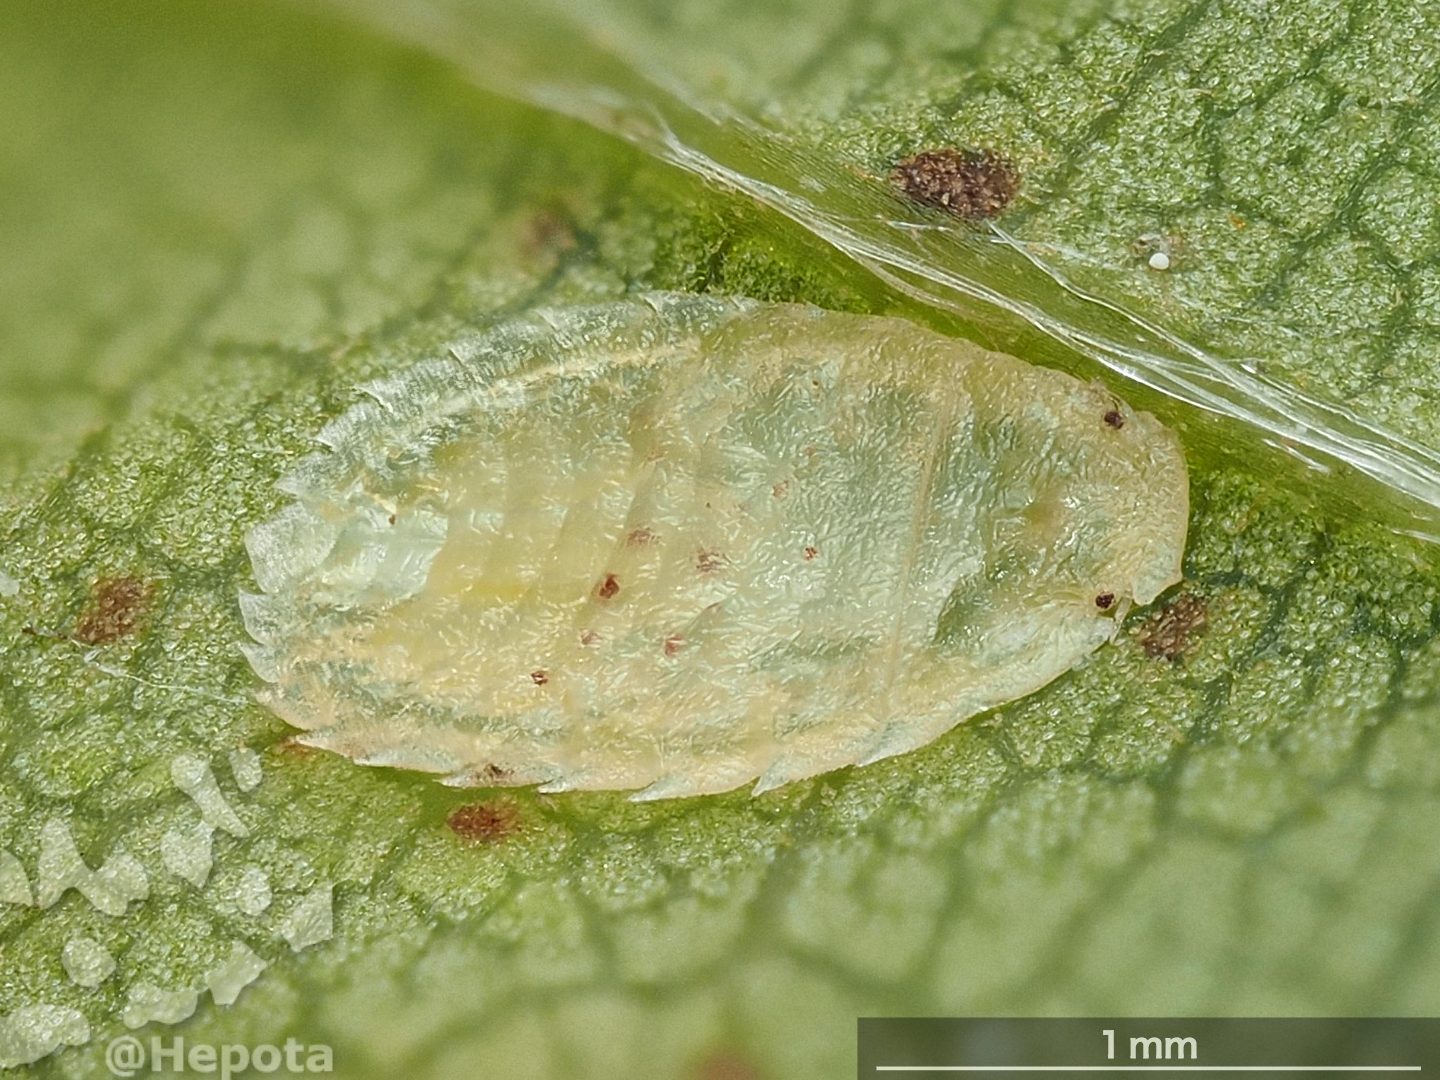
[241, 294, 1187, 799]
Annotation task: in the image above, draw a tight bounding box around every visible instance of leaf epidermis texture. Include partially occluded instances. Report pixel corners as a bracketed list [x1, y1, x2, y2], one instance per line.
[4, 0, 1440, 1075]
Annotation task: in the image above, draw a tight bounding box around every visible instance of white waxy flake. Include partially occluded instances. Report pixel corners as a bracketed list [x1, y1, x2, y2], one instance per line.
[228, 747, 263, 792]
[204, 942, 268, 1006]
[0, 1004, 90, 1068]
[35, 818, 148, 915]
[243, 294, 1189, 799]
[121, 984, 199, 1030]
[1148, 250, 1172, 271]
[161, 821, 214, 888]
[234, 865, 272, 916]
[33, 819, 85, 909]
[279, 884, 333, 952]
[170, 754, 249, 837]
[0, 569, 18, 598]
[0, 849, 32, 906]
[61, 936, 116, 988]
[89, 852, 149, 915]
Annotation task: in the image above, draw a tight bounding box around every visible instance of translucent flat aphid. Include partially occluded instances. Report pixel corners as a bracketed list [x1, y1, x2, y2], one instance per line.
[241, 294, 1187, 800]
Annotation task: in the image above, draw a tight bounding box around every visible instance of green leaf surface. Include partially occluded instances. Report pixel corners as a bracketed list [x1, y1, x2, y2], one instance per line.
[2, 1, 1439, 1078]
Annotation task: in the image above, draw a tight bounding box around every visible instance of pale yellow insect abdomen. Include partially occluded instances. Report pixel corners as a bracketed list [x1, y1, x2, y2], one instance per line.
[241, 295, 1187, 799]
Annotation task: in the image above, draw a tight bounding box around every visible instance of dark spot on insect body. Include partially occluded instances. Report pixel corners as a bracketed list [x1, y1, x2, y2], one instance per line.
[387, 513, 397, 525]
[596, 574, 621, 599]
[1103, 410, 1125, 429]
[804, 546, 819, 561]
[1094, 593, 1115, 609]
[1139, 591, 1208, 660]
[446, 801, 521, 844]
[530, 669, 549, 686]
[483, 763, 509, 781]
[73, 575, 155, 645]
[891, 148, 1021, 220]
[696, 549, 726, 574]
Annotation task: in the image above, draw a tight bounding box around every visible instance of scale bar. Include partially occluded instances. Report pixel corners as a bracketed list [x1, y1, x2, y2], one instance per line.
[876, 1069, 1424, 1073]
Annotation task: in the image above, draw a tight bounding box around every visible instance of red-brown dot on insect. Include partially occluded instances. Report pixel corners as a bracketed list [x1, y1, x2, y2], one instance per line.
[1103, 410, 1125, 429]
[696, 549, 726, 574]
[596, 573, 621, 599]
[530, 669, 549, 686]
[664, 634, 684, 656]
[1095, 593, 1115, 609]
[804, 546, 819, 560]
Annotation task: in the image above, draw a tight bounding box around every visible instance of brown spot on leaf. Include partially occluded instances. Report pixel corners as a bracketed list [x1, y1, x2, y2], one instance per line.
[596, 573, 621, 600]
[519, 206, 577, 261]
[804, 546, 819, 561]
[1103, 409, 1125, 429]
[1094, 593, 1116, 610]
[891, 148, 1021, 219]
[483, 763, 510, 781]
[772, 481, 789, 499]
[275, 736, 318, 759]
[1139, 591, 1208, 660]
[580, 629, 601, 646]
[446, 801, 521, 844]
[692, 1050, 763, 1080]
[530, 669, 549, 686]
[696, 549, 727, 574]
[664, 634, 684, 656]
[626, 527, 657, 546]
[73, 576, 155, 645]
